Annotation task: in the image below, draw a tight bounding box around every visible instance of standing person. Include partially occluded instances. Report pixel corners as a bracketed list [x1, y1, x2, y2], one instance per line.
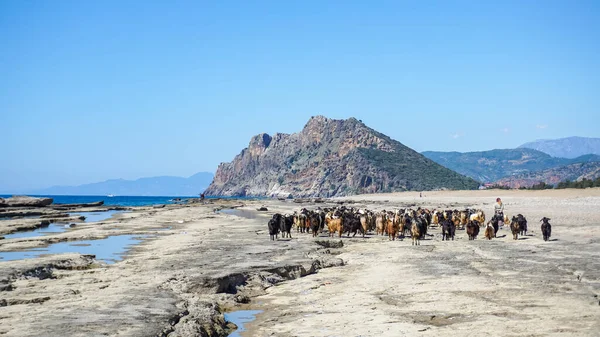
[494, 197, 504, 224]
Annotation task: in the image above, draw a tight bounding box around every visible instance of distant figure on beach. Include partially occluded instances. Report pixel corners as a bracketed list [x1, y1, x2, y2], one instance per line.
[200, 193, 205, 201]
[420, 192, 422, 198]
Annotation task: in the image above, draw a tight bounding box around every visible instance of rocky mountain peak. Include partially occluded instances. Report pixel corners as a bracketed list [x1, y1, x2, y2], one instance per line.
[205, 116, 479, 197]
[300, 115, 342, 145]
[299, 116, 394, 156]
[303, 115, 331, 130]
[248, 133, 272, 157]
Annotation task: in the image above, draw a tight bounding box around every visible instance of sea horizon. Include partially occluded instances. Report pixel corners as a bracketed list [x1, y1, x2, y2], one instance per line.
[0, 194, 263, 207]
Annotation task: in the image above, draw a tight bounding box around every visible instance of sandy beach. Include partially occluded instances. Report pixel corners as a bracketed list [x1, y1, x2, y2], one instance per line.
[1, 189, 599, 336]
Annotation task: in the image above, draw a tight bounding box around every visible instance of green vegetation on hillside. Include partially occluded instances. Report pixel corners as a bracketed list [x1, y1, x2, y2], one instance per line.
[521, 178, 600, 190]
[491, 161, 600, 189]
[357, 148, 480, 191]
[555, 178, 600, 189]
[422, 149, 600, 182]
[489, 177, 600, 190]
[522, 182, 554, 190]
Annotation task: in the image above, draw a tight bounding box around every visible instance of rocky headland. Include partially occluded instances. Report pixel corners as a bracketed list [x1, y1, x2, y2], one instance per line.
[0, 196, 55, 208]
[205, 116, 479, 198]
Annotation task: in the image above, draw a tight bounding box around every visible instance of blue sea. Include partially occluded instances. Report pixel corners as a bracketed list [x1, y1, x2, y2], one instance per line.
[0, 195, 255, 207]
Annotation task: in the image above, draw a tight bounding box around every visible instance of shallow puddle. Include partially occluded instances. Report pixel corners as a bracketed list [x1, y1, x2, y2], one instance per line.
[3, 223, 68, 239]
[0, 234, 146, 264]
[70, 210, 129, 223]
[218, 209, 259, 219]
[224, 310, 263, 337]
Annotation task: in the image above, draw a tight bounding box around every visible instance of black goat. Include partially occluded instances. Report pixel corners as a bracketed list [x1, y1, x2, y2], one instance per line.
[342, 213, 364, 238]
[441, 219, 455, 241]
[466, 220, 480, 240]
[280, 214, 293, 239]
[516, 214, 528, 236]
[540, 217, 552, 241]
[268, 216, 280, 241]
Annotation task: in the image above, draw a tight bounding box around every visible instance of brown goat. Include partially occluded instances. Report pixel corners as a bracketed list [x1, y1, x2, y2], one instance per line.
[469, 210, 486, 225]
[432, 211, 439, 226]
[387, 217, 399, 241]
[459, 211, 469, 229]
[452, 214, 461, 230]
[360, 215, 369, 234]
[510, 216, 521, 240]
[295, 213, 307, 233]
[484, 223, 494, 240]
[411, 220, 421, 245]
[398, 217, 406, 238]
[326, 217, 343, 238]
[375, 213, 386, 236]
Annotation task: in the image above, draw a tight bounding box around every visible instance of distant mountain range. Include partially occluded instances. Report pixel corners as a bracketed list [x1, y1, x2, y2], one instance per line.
[14, 136, 600, 197]
[493, 162, 600, 188]
[422, 149, 600, 183]
[30, 172, 214, 196]
[519, 136, 600, 159]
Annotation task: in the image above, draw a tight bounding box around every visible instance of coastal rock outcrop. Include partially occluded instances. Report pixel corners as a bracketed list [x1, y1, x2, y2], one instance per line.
[50, 201, 104, 209]
[205, 116, 479, 197]
[0, 196, 54, 207]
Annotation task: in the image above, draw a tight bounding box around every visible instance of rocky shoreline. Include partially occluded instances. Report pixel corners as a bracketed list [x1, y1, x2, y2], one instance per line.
[1, 190, 599, 336]
[0, 198, 344, 336]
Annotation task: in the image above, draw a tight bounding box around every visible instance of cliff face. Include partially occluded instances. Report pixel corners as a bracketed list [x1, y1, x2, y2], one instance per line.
[205, 116, 479, 197]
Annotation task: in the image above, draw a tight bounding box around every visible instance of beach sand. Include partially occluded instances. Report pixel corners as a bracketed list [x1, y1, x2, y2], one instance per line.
[1, 189, 599, 336]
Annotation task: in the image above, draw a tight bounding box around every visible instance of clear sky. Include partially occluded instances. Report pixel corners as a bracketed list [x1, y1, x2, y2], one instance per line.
[1, 1, 599, 192]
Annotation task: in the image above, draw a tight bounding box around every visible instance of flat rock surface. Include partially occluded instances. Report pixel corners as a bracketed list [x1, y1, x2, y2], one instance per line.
[246, 189, 600, 336]
[0, 189, 599, 337]
[0, 199, 339, 336]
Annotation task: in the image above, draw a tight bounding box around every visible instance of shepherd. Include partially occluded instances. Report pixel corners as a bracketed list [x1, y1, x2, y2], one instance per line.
[494, 197, 504, 218]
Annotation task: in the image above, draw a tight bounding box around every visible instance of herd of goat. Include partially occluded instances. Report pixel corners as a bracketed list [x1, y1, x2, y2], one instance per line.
[267, 206, 553, 245]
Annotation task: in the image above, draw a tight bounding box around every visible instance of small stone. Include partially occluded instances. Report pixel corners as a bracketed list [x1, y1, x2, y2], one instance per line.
[234, 295, 250, 303]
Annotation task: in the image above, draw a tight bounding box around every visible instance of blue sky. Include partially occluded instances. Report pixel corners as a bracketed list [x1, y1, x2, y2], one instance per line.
[1, 1, 599, 191]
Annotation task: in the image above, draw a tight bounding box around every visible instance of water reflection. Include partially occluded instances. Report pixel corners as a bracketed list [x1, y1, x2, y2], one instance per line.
[70, 210, 129, 222]
[3, 223, 67, 239]
[224, 310, 263, 337]
[0, 235, 146, 264]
